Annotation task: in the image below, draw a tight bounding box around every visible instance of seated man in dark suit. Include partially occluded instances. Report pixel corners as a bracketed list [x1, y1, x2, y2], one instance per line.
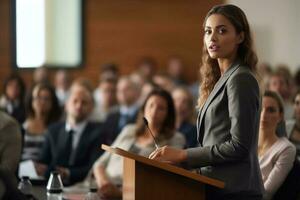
[103, 76, 140, 144]
[36, 79, 105, 185]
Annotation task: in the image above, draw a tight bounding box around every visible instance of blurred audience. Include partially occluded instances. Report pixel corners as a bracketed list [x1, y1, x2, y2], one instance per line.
[2, 57, 299, 198]
[286, 90, 300, 162]
[137, 81, 158, 106]
[33, 67, 49, 84]
[268, 69, 294, 120]
[172, 87, 197, 148]
[0, 73, 26, 124]
[90, 77, 118, 122]
[103, 76, 140, 145]
[153, 73, 175, 92]
[167, 56, 187, 86]
[37, 79, 105, 185]
[258, 62, 273, 90]
[94, 63, 119, 106]
[22, 83, 61, 161]
[136, 57, 157, 82]
[92, 89, 185, 199]
[55, 69, 71, 107]
[258, 91, 296, 200]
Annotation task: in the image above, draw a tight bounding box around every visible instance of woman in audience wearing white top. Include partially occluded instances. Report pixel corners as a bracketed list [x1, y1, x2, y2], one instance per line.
[92, 88, 185, 199]
[258, 90, 296, 200]
[286, 90, 300, 161]
[22, 83, 61, 161]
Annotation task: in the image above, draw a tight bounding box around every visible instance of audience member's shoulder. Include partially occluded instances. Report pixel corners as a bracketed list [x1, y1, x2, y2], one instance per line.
[0, 111, 19, 130]
[106, 107, 120, 118]
[47, 121, 65, 132]
[86, 121, 104, 134]
[122, 124, 137, 133]
[277, 137, 296, 152]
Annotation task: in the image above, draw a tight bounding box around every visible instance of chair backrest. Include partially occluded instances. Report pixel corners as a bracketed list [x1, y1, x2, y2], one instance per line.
[273, 158, 300, 200]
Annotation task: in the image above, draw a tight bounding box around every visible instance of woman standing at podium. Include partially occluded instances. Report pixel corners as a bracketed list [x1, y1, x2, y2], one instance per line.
[150, 4, 264, 200]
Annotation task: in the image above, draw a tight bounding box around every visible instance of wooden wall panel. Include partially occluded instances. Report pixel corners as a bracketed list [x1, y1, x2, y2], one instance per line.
[0, 0, 222, 90]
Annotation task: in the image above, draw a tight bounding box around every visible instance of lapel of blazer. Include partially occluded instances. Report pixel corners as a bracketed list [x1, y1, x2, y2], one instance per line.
[198, 61, 241, 138]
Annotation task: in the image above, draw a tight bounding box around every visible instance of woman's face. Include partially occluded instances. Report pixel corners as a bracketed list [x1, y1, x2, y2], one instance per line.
[204, 14, 243, 60]
[32, 89, 53, 115]
[294, 94, 300, 120]
[144, 95, 168, 128]
[260, 96, 282, 129]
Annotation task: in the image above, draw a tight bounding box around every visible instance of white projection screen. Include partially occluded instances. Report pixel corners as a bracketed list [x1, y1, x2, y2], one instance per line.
[14, 0, 83, 68]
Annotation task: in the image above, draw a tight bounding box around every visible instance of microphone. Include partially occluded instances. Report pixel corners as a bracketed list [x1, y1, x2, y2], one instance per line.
[143, 117, 159, 149]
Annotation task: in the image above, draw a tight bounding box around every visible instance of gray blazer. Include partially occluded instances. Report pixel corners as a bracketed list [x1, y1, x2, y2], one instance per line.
[186, 61, 264, 195]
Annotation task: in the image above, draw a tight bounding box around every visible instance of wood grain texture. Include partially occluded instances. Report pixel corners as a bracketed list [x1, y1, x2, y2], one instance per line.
[102, 144, 224, 200]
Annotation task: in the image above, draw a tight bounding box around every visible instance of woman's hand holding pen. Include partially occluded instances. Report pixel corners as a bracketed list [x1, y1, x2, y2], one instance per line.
[149, 145, 187, 164]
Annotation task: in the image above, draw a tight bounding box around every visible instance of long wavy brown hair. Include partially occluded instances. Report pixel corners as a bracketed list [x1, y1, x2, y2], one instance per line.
[135, 88, 176, 141]
[198, 4, 258, 108]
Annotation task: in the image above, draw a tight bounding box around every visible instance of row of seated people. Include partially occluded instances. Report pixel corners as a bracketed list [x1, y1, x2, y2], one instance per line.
[1, 86, 300, 199]
[0, 87, 299, 199]
[0, 71, 299, 198]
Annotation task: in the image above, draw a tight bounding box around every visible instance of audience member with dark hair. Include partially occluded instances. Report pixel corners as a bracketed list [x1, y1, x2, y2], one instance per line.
[0, 73, 26, 123]
[92, 88, 185, 199]
[36, 79, 105, 185]
[22, 83, 61, 161]
[258, 91, 296, 200]
[172, 87, 197, 148]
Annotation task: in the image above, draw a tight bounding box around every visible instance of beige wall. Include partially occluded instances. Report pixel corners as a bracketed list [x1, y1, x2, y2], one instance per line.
[227, 0, 300, 72]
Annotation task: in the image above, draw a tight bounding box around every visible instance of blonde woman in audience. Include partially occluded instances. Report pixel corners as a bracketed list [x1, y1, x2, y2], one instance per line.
[92, 88, 185, 199]
[258, 90, 296, 200]
[22, 83, 61, 161]
[286, 90, 300, 161]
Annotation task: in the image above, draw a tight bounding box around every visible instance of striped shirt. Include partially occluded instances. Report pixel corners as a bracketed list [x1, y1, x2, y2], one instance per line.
[21, 123, 45, 161]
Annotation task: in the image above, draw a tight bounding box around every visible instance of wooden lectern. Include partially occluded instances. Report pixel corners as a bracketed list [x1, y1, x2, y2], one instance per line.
[102, 144, 224, 200]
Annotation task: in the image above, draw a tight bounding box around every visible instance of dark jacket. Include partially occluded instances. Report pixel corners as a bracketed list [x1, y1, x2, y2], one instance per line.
[39, 121, 105, 185]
